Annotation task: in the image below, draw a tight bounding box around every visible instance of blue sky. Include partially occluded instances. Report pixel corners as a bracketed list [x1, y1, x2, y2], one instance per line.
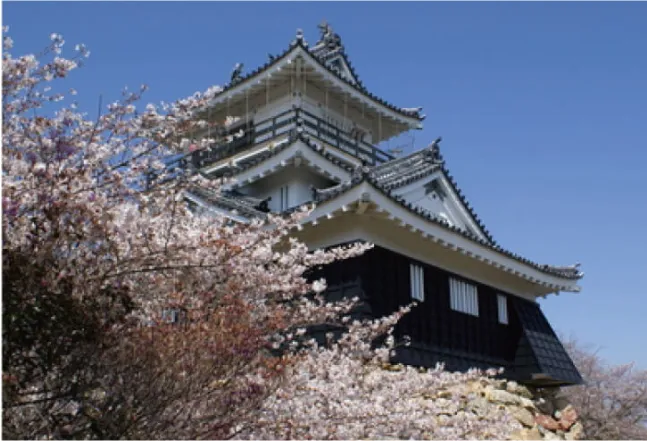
[5, 2, 647, 368]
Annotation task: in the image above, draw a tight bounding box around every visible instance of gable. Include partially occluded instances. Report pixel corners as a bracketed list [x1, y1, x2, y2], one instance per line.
[201, 135, 356, 183]
[391, 173, 487, 241]
[306, 180, 583, 294]
[324, 53, 360, 85]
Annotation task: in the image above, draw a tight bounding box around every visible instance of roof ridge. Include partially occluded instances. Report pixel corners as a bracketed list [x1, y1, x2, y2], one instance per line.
[372, 141, 443, 174]
[201, 27, 423, 122]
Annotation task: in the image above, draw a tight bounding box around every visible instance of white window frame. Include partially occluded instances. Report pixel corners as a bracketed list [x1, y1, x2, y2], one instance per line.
[449, 277, 479, 317]
[279, 185, 289, 211]
[410, 263, 425, 302]
[497, 294, 509, 325]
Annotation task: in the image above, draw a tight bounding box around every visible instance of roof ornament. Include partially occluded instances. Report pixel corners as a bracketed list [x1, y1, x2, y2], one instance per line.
[402, 106, 423, 114]
[426, 137, 443, 162]
[256, 196, 272, 213]
[230, 63, 244, 84]
[292, 28, 308, 47]
[317, 19, 342, 50]
[351, 164, 372, 183]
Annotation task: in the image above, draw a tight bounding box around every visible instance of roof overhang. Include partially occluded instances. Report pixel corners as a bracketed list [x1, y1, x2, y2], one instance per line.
[198, 43, 424, 131]
[184, 191, 252, 224]
[299, 181, 583, 297]
[219, 138, 355, 190]
[200, 133, 360, 179]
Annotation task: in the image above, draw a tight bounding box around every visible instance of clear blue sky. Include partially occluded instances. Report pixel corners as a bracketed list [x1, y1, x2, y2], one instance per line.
[5, 2, 647, 368]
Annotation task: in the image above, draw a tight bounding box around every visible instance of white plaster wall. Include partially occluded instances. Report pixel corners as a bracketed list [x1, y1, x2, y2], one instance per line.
[394, 184, 468, 231]
[240, 166, 334, 212]
[254, 93, 295, 124]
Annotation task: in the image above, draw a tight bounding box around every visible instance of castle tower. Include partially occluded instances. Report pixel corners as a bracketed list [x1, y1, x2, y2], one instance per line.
[181, 23, 583, 387]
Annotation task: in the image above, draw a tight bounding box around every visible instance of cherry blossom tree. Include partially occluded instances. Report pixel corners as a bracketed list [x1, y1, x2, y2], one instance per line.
[561, 338, 647, 440]
[2, 29, 368, 439]
[235, 311, 521, 440]
[2, 29, 524, 441]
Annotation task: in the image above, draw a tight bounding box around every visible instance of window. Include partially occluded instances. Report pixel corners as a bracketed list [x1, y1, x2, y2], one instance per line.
[279, 185, 289, 211]
[410, 263, 425, 301]
[497, 294, 509, 325]
[449, 277, 479, 316]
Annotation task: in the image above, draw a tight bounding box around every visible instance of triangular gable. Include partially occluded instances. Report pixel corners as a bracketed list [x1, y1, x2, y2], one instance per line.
[310, 20, 362, 86]
[199, 31, 424, 130]
[309, 178, 583, 293]
[200, 133, 357, 185]
[369, 143, 493, 244]
[391, 172, 490, 243]
[223, 137, 356, 191]
[316, 52, 361, 86]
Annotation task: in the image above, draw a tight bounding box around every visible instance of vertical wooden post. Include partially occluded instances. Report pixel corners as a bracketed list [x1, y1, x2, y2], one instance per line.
[344, 95, 348, 130]
[245, 89, 250, 144]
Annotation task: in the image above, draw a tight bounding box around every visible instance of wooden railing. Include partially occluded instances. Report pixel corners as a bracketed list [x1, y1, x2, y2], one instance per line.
[181, 107, 395, 172]
[296, 109, 394, 165]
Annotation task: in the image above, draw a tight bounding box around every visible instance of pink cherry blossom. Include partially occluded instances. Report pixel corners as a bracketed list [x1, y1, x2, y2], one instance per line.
[2, 29, 521, 440]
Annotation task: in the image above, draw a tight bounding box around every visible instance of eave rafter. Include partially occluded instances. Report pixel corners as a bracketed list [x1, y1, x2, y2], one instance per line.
[304, 182, 583, 295]
[201, 132, 358, 183]
[197, 36, 423, 131]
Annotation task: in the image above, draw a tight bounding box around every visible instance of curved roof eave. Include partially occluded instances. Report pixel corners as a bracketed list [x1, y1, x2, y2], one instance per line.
[201, 39, 425, 125]
[312, 175, 584, 283]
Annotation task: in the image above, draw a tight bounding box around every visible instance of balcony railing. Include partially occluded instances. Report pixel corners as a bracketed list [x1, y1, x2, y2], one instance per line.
[183, 107, 395, 172]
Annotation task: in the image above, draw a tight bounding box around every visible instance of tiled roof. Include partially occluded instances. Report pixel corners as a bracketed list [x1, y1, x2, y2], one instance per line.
[203, 131, 357, 180]
[232, 131, 357, 176]
[205, 28, 424, 122]
[309, 30, 364, 88]
[311, 156, 583, 281]
[315, 142, 496, 244]
[190, 133, 582, 281]
[371, 145, 444, 191]
[189, 187, 267, 219]
[188, 131, 357, 216]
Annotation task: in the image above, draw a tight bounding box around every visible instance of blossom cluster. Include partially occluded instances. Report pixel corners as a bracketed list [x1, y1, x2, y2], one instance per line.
[238, 310, 521, 440]
[2, 29, 369, 439]
[2, 29, 524, 440]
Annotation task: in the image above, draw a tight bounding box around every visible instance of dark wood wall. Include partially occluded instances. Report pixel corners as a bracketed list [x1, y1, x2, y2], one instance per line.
[315, 245, 527, 368]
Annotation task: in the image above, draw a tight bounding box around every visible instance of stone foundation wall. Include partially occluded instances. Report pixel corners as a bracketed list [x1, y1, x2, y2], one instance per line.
[437, 376, 584, 440]
[382, 362, 585, 440]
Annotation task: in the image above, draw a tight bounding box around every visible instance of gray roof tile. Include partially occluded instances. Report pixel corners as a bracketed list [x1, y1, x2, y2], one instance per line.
[189, 132, 582, 281]
[311, 156, 583, 281]
[204, 29, 424, 122]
